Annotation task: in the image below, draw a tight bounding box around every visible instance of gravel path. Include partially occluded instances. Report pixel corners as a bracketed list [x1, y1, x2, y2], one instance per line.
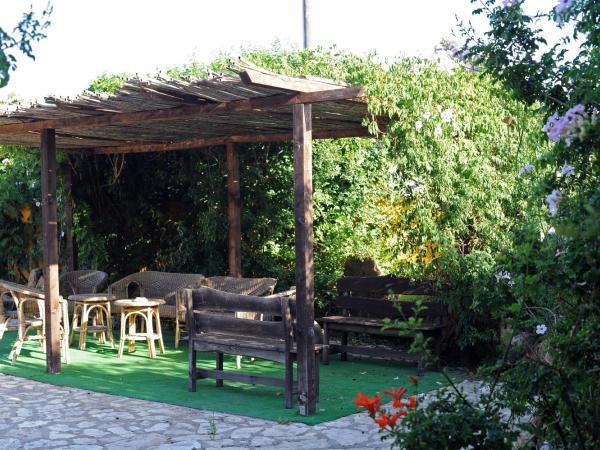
[0, 373, 478, 449]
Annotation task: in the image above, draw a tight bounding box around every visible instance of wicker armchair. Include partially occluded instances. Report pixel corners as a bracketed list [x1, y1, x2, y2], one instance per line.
[0, 279, 70, 364]
[59, 270, 109, 298]
[107, 271, 207, 341]
[1, 268, 44, 333]
[175, 276, 277, 350]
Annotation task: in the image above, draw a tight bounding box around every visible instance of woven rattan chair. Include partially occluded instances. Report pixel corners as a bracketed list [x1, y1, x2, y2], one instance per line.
[0, 279, 70, 364]
[1, 269, 44, 339]
[108, 271, 207, 344]
[59, 270, 109, 298]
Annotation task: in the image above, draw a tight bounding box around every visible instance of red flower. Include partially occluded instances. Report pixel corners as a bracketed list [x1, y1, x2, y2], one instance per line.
[353, 392, 382, 415]
[374, 412, 391, 430]
[408, 395, 417, 409]
[374, 411, 405, 430]
[384, 387, 408, 408]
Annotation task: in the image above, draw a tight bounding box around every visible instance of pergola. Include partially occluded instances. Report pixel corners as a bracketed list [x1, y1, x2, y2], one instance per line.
[0, 62, 380, 416]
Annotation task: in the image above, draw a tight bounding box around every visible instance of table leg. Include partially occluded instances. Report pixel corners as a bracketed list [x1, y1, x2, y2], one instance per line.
[80, 304, 89, 350]
[70, 303, 80, 346]
[128, 313, 136, 353]
[95, 306, 106, 344]
[105, 302, 115, 349]
[118, 311, 126, 358]
[146, 307, 156, 358]
[153, 308, 165, 355]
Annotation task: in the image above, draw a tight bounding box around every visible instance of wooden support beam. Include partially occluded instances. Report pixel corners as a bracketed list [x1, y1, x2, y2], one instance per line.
[226, 142, 242, 278]
[40, 128, 61, 373]
[93, 128, 373, 155]
[0, 87, 365, 135]
[63, 159, 76, 271]
[293, 103, 317, 416]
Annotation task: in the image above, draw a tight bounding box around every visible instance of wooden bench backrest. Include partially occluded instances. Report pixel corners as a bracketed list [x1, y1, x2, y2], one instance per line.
[335, 276, 446, 320]
[186, 287, 292, 341]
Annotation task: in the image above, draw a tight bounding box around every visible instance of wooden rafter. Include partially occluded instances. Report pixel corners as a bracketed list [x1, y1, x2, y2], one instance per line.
[92, 128, 373, 155]
[0, 87, 364, 135]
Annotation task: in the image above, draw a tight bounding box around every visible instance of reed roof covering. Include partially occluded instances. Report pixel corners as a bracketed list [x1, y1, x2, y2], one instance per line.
[0, 63, 377, 154]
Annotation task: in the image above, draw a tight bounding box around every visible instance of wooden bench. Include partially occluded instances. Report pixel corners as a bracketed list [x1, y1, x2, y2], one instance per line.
[319, 275, 448, 373]
[185, 287, 321, 409]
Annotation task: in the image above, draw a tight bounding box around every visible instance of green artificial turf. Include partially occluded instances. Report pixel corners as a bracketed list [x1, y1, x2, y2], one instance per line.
[0, 330, 461, 424]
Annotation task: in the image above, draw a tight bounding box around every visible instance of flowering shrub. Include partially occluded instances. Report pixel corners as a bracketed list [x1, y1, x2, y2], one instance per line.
[355, 379, 516, 449]
[354, 385, 418, 445]
[449, 0, 600, 447]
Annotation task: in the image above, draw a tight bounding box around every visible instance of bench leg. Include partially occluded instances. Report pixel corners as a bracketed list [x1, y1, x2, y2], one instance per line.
[341, 332, 348, 361]
[216, 352, 224, 387]
[322, 322, 330, 365]
[188, 344, 197, 392]
[285, 353, 293, 409]
[175, 318, 180, 350]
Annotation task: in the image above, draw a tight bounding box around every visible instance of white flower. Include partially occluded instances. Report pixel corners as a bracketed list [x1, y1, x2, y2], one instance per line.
[502, 0, 518, 6]
[519, 163, 534, 175]
[415, 120, 423, 131]
[540, 226, 556, 242]
[535, 324, 547, 335]
[559, 162, 574, 177]
[495, 269, 512, 283]
[35, 201, 41, 207]
[480, 385, 491, 395]
[434, 126, 442, 137]
[422, 111, 432, 120]
[546, 189, 562, 217]
[540, 441, 551, 450]
[555, 248, 564, 257]
[441, 108, 454, 123]
[1, 158, 9, 165]
[388, 164, 398, 174]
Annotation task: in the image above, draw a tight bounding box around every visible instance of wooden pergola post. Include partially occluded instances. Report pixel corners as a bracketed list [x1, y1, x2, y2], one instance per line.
[226, 142, 242, 277]
[63, 159, 76, 272]
[40, 128, 61, 373]
[293, 103, 317, 416]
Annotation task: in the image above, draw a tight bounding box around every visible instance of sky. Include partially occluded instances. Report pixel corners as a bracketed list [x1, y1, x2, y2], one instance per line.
[1, 0, 556, 101]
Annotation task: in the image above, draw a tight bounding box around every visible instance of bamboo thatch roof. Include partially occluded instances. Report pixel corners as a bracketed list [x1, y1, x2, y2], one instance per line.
[0, 62, 378, 154]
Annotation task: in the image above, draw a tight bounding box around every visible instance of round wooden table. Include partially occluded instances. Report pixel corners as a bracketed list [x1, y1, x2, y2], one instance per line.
[68, 293, 116, 350]
[114, 298, 165, 358]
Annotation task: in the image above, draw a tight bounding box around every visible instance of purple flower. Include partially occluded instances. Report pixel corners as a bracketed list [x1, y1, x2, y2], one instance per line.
[519, 162, 534, 175]
[555, 0, 572, 15]
[559, 162, 574, 177]
[543, 105, 588, 146]
[502, 0, 518, 7]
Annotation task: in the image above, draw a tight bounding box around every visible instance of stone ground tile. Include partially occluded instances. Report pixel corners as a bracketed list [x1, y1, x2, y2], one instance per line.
[0, 372, 479, 449]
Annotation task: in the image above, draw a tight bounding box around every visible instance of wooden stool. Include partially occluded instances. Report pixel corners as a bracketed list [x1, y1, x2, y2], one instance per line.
[69, 294, 115, 350]
[114, 298, 165, 358]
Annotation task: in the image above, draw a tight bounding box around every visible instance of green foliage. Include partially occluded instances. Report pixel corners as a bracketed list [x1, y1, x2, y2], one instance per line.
[389, 388, 517, 449]
[440, 0, 600, 447]
[64, 48, 547, 322]
[0, 2, 52, 88]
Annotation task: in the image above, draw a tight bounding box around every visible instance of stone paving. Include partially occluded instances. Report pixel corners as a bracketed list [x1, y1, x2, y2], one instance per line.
[0, 373, 479, 449]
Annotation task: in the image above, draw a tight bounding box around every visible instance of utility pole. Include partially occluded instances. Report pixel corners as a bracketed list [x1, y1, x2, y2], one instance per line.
[303, 0, 312, 49]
